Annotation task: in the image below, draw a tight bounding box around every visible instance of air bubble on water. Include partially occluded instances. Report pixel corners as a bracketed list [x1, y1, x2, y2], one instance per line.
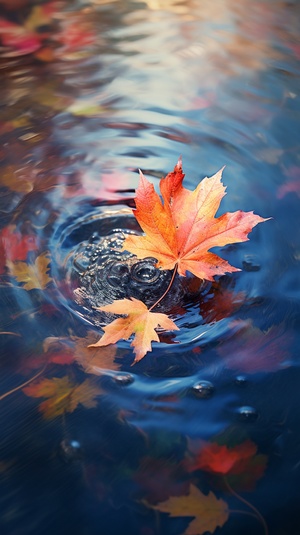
[234, 375, 248, 386]
[59, 439, 83, 462]
[236, 405, 258, 422]
[191, 380, 214, 398]
[113, 373, 134, 386]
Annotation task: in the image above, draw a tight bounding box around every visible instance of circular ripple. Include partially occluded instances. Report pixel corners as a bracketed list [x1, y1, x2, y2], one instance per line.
[50, 204, 239, 350]
[74, 235, 171, 308]
[51, 206, 187, 327]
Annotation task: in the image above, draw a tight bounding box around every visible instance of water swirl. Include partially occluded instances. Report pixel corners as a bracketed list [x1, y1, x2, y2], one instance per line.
[50, 202, 220, 341]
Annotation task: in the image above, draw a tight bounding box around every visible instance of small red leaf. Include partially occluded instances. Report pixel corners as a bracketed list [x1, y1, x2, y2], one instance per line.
[187, 440, 258, 475]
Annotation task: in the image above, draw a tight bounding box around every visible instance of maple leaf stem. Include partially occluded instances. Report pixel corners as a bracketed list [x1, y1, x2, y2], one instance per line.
[0, 332, 21, 336]
[224, 476, 269, 535]
[148, 264, 178, 312]
[0, 362, 48, 402]
[229, 509, 261, 520]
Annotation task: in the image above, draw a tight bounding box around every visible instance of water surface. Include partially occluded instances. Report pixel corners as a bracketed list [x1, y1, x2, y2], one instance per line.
[0, 1, 300, 534]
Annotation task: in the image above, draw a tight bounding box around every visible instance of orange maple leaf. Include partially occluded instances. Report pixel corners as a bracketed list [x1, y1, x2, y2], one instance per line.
[122, 159, 268, 280]
[89, 298, 179, 362]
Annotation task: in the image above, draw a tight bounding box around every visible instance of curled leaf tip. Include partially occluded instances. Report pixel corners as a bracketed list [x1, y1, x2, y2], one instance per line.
[176, 155, 182, 168]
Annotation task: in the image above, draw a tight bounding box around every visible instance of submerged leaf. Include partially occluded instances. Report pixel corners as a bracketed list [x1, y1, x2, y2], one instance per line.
[186, 440, 258, 475]
[201, 287, 246, 322]
[8, 252, 51, 290]
[218, 320, 291, 373]
[23, 376, 103, 419]
[89, 298, 179, 362]
[135, 456, 189, 504]
[123, 159, 269, 281]
[151, 484, 229, 535]
[186, 437, 268, 491]
[0, 225, 38, 273]
[0, 17, 42, 55]
[0, 165, 34, 193]
[24, 4, 56, 32]
[73, 331, 119, 374]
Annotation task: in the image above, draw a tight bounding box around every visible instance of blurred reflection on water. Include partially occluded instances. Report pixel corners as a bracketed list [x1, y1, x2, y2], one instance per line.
[0, 1, 300, 534]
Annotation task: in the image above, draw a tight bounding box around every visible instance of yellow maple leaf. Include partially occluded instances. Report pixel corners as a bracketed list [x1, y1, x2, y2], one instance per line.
[23, 376, 103, 419]
[25, 5, 55, 32]
[89, 297, 179, 362]
[0, 164, 34, 193]
[151, 485, 229, 535]
[8, 252, 52, 290]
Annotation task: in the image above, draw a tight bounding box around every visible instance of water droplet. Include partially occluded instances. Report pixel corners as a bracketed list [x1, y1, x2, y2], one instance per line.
[237, 406, 258, 422]
[113, 373, 134, 386]
[89, 233, 100, 243]
[59, 439, 83, 462]
[191, 380, 214, 398]
[234, 375, 248, 386]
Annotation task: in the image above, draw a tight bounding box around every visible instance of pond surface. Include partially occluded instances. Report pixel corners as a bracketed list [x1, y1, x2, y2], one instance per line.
[0, 1, 300, 534]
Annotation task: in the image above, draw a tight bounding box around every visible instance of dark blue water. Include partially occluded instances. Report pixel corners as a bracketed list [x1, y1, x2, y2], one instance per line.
[0, 1, 300, 534]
